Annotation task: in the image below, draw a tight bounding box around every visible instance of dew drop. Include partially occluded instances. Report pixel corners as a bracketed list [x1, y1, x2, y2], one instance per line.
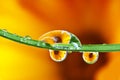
[20, 38, 24, 42]
[13, 33, 18, 37]
[49, 50, 67, 62]
[82, 52, 99, 64]
[42, 42, 47, 46]
[25, 36, 31, 39]
[20, 36, 31, 43]
[2, 29, 7, 32]
[37, 41, 40, 46]
[71, 42, 80, 50]
[1, 29, 8, 36]
[37, 41, 45, 46]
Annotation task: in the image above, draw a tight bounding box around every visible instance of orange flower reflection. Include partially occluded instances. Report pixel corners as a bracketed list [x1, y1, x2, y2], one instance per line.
[0, 0, 120, 80]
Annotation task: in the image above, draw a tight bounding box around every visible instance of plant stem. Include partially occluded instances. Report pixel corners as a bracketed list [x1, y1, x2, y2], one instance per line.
[52, 43, 120, 52]
[0, 29, 120, 52]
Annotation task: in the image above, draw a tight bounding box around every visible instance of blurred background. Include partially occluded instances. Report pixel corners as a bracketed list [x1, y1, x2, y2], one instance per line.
[0, 0, 120, 80]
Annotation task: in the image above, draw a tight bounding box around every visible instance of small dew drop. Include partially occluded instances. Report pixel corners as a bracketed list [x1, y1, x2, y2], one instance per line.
[20, 36, 32, 43]
[49, 50, 67, 62]
[82, 52, 99, 64]
[37, 41, 43, 46]
[2, 29, 7, 32]
[20, 38, 24, 42]
[71, 42, 80, 50]
[42, 42, 46, 46]
[24, 36, 31, 40]
[37, 42, 40, 46]
[2, 29, 8, 36]
[13, 33, 18, 36]
[69, 47, 74, 50]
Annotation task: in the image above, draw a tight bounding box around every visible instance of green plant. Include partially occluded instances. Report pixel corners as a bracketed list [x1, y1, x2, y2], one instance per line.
[0, 29, 120, 64]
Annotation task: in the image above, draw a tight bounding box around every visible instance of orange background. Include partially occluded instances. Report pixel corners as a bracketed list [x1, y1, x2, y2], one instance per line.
[0, 0, 120, 80]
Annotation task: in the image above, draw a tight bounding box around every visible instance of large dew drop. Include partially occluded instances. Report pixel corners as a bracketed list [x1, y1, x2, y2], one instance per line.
[38, 30, 72, 62]
[82, 52, 99, 64]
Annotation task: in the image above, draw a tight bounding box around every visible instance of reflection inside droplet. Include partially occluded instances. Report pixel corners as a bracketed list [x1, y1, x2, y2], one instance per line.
[82, 52, 99, 64]
[49, 50, 67, 62]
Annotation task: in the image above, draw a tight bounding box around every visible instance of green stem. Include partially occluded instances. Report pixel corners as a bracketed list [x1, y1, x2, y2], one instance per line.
[0, 29, 120, 52]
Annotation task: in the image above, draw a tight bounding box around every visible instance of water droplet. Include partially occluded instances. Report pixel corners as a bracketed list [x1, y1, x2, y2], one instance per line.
[42, 42, 47, 46]
[13, 33, 17, 36]
[49, 50, 67, 62]
[82, 52, 99, 64]
[20, 36, 32, 43]
[20, 38, 24, 42]
[69, 47, 74, 50]
[37, 41, 41, 46]
[71, 42, 80, 50]
[1, 29, 8, 36]
[2, 29, 7, 32]
[24, 36, 31, 40]
[13, 33, 20, 38]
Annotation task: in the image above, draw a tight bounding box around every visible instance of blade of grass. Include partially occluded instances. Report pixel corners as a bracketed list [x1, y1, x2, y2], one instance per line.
[0, 29, 120, 52]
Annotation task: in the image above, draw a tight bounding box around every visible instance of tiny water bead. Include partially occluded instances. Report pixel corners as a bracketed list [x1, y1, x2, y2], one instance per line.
[24, 36, 32, 40]
[82, 52, 99, 64]
[37, 41, 42, 46]
[1, 29, 8, 36]
[20, 37, 24, 42]
[71, 42, 80, 50]
[39, 30, 71, 62]
[20, 36, 31, 43]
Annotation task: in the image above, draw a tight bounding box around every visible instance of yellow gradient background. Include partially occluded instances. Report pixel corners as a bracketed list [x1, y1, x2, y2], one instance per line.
[0, 0, 120, 80]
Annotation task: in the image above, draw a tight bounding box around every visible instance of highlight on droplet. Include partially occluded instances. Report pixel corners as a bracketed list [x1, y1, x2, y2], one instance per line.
[82, 52, 99, 64]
